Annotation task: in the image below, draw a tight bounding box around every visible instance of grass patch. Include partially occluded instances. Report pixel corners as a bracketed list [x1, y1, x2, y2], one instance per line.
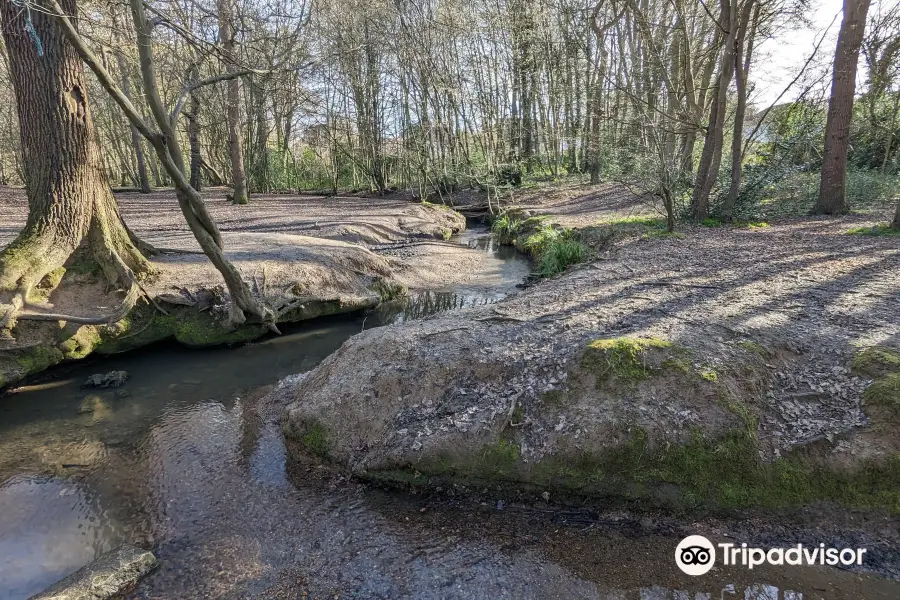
[522, 226, 587, 276]
[642, 229, 686, 240]
[847, 224, 900, 237]
[701, 218, 769, 229]
[596, 215, 665, 228]
[581, 336, 673, 384]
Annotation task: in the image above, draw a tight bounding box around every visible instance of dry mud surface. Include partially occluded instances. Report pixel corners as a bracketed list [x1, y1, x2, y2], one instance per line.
[0, 186, 485, 300]
[283, 196, 900, 514]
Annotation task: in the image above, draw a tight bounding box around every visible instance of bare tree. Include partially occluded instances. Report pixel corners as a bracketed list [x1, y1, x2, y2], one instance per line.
[816, 0, 873, 215]
[218, 0, 249, 204]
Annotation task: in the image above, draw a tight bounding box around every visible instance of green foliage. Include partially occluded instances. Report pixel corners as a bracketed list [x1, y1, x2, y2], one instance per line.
[522, 225, 587, 276]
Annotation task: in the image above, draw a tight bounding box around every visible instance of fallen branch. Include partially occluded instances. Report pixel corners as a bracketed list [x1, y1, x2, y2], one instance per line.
[638, 281, 721, 290]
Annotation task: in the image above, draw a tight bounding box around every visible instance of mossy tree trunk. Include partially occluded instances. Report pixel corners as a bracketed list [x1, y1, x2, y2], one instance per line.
[0, 0, 152, 320]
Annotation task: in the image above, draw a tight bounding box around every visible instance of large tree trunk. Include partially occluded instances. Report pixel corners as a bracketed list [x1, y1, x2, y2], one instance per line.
[816, 0, 872, 215]
[217, 0, 249, 204]
[0, 0, 151, 320]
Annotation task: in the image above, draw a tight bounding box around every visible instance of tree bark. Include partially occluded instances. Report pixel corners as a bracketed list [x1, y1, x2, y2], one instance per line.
[217, 0, 249, 204]
[0, 0, 151, 316]
[723, 1, 758, 221]
[892, 199, 900, 229]
[691, 0, 736, 221]
[816, 0, 872, 215]
[187, 65, 203, 191]
[112, 13, 150, 194]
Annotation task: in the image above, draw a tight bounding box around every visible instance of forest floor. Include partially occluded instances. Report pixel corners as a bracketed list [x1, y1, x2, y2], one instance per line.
[283, 181, 900, 575]
[0, 186, 498, 309]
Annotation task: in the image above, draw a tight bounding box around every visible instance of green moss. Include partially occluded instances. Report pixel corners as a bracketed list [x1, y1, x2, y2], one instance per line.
[662, 356, 692, 374]
[15, 345, 64, 375]
[700, 369, 719, 382]
[299, 423, 330, 458]
[739, 340, 769, 356]
[58, 326, 102, 360]
[441, 228, 453, 241]
[863, 374, 900, 417]
[700, 217, 723, 228]
[511, 404, 525, 425]
[369, 278, 408, 302]
[852, 346, 900, 379]
[581, 336, 674, 384]
[541, 389, 566, 407]
[852, 347, 900, 421]
[370, 428, 900, 513]
[847, 224, 900, 236]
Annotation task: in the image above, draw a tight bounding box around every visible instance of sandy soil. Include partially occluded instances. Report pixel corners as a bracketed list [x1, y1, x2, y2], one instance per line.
[0, 186, 494, 307]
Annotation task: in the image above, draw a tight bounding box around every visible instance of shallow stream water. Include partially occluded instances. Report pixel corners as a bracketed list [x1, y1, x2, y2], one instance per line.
[1, 229, 898, 599]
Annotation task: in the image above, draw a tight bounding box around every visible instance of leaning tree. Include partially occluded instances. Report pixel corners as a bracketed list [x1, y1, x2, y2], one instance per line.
[0, 0, 153, 327]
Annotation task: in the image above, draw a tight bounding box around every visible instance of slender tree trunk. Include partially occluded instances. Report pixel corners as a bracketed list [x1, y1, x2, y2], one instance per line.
[112, 16, 150, 194]
[893, 199, 900, 229]
[691, 0, 736, 221]
[816, 0, 872, 215]
[0, 0, 151, 309]
[723, 1, 758, 221]
[217, 0, 249, 204]
[187, 65, 203, 191]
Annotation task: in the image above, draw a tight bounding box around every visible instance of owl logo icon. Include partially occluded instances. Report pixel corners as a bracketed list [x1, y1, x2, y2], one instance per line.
[675, 535, 716, 576]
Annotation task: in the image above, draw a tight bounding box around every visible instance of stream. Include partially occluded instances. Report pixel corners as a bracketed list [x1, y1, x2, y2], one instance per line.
[1, 229, 898, 599]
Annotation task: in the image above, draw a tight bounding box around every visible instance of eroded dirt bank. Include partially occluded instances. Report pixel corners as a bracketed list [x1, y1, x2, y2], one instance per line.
[283, 217, 900, 514]
[0, 188, 484, 388]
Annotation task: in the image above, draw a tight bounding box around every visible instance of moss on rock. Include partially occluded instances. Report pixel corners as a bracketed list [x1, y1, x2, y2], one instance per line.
[580, 336, 676, 384]
[853, 346, 900, 379]
[852, 346, 900, 422]
[365, 428, 900, 513]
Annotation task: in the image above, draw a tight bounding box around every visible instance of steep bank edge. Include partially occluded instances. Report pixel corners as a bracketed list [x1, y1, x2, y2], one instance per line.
[282, 272, 900, 513]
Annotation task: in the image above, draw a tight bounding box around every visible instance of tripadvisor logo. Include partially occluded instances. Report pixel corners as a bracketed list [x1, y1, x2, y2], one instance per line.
[675, 535, 868, 576]
[676, 535, 716, 576]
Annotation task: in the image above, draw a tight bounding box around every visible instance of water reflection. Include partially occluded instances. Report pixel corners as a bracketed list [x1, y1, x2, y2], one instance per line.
[0, 476, 115, 598]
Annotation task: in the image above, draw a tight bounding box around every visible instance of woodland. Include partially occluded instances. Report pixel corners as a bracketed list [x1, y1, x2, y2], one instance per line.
[2, 0, 900, 597]
[0, 0, 897, 332]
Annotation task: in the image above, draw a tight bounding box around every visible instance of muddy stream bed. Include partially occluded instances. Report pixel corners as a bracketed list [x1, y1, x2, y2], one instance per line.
[1, 229, 898, 599]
